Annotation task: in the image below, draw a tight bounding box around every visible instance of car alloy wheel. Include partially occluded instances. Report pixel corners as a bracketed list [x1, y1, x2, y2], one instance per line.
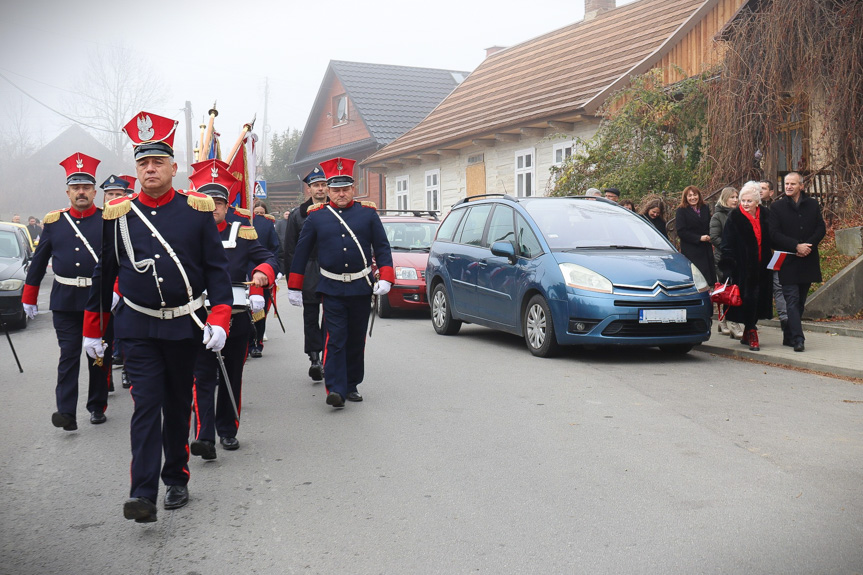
[431, 283, 461, 335]
[524, 294, 560, 357]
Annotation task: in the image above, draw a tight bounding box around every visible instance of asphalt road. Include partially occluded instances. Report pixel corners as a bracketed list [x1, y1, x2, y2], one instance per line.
[1, 301, 862, 574]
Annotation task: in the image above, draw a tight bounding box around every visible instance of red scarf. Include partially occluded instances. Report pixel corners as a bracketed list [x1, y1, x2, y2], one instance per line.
[739, 206, 761, 261]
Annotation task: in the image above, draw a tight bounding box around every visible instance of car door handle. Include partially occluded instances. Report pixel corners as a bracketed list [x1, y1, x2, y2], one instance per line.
[446, 254, 457, 261]
[477, 261, 488, 268]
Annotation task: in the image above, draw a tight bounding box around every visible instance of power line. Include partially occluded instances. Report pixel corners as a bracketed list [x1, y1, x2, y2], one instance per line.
[0, 70, 120, 134]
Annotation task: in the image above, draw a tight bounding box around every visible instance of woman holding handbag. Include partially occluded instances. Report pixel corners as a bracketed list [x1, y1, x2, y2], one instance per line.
[717, 182, 774, 351]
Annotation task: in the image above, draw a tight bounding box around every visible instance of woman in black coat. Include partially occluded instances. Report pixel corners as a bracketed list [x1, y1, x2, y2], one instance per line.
[675, 185, 716, 286]
[639, 198, 668, 238]
[718, 182, 774, 351]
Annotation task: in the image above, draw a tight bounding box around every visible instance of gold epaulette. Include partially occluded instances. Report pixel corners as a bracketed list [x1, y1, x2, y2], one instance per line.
[42, 208, 69, 225]
[263, 213, 276, 222]
[308, 203, 327, 213]
[251, 309, 266, 322]
[360, 201, 378, 210]
[179, 190, 215, 212]
[237, 225, 258, 240]
[234, 206, 251, 218]
[102, 195, 137, 220]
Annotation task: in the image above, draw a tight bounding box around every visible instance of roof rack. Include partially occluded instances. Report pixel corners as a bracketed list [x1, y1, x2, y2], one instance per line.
[453, 193, 518, 206]
[377, 209, 440, 220]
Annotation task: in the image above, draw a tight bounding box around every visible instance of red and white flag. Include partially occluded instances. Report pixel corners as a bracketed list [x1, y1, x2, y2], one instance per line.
[767, 251, 793, 271]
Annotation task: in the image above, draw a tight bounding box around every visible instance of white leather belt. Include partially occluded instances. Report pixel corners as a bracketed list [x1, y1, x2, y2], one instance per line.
[54, 274, 92, 287]
[124, 293, 206, 320]
[320, 266, 372, 283]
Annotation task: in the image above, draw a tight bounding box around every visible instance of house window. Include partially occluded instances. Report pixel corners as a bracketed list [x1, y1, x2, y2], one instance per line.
[552, 142, 574, 166]
[425, 169, 440, 211]
[777, 94, 809, 173]
[396, 176, 409, 210]
[332, 94, 349, 126]
[515, 149, 535, 197]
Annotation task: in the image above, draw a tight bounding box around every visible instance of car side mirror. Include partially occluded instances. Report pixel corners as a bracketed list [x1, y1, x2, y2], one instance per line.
[490, 241, 518, 264]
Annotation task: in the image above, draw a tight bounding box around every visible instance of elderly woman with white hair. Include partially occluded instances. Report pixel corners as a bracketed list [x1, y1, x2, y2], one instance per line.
[717, 181, 774, 351]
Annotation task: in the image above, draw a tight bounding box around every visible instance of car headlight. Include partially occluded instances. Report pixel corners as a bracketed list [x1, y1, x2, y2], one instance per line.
[395, 267, 418, 280]
[690, 264, 710, 292]
[0, 279, 24, 291]
[558, 263, 612, 293]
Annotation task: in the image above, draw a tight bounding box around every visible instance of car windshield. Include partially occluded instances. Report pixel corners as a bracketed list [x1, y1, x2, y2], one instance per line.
[0, 230, 21, 258]
[523, 199, 671, 250]
[382, 221, 439, 251]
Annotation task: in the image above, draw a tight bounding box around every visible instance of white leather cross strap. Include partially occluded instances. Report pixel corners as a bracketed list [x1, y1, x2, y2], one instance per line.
[319, 266, 372, 283]
[325, 205, 372, 287]
[222, 222, 240, 249]
[123, 293, 206, 321]
[62, 212, 99, 263]
[54, 274, 92, 287]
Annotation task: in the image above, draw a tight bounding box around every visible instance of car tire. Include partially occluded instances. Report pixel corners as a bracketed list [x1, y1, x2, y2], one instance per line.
[431, 283, 461, 335]
[524, 295, 560, 358]
[376, 293, 393, 318]
[659, 344, 694, 354]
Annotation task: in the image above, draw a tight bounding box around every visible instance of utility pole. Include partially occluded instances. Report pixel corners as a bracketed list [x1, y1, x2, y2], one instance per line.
[183, 101, 193, 176]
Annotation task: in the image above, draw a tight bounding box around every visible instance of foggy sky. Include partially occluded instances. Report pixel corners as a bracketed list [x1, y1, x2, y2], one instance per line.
[0, 0, 636, 158]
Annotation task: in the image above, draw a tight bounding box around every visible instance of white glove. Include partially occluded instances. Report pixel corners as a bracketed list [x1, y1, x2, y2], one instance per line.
[111, 292, 121, 312]
[288, 289, 303, 307]
[373, 280, 392, 296]
[83, 337, 107, 359]
[24, 303, 38, 320]
[249, 294, 265, 314]
[276, 272, 284, 281]
[203, 324, 227, 352]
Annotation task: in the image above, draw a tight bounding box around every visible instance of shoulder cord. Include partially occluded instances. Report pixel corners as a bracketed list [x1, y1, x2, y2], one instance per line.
[222, 221, 240, 249]
[326, 205, 372, 287]
[62, 212, 98, 263]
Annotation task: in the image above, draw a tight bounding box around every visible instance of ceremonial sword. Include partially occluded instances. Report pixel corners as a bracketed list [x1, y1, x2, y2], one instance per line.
[1, 320, 23, 373]
[206, 322, 240, 423]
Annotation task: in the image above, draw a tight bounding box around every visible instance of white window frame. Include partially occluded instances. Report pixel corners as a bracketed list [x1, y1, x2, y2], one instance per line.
[515, 148, 535, 197]
[552, 141, 575, 166]
[425, 169, 440, 211]
[395, 175, 409, 211]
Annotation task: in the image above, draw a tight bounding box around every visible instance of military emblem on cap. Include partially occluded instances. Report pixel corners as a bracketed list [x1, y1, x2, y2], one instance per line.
[100, 174, 130, 191]
[123, 111, 179, 160]
[319, 157, 356, 188]
[60, 152, 100, 186]
[189, 158, 238, 202]
[302, 166, 326, 185]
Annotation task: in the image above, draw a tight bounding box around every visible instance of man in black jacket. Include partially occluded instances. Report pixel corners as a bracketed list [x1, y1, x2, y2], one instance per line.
[768, 172, 826, 352]
[283, 167, 328, 381]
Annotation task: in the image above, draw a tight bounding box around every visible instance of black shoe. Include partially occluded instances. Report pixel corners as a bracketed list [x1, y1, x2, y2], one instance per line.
[164, 485, 189, 510]
[308, 358, 323, 382]
[190, 439, 217, 460]
[112, 354, 123, 368]
[347, 392, 363, 402]
[794, 341, 805, 352]
[250, 348, 262, 358]
[90, 410, 107, 424]
[121, 369, 131, 389]
[326, 392, 345, 408]
[51, 412, 77, 431]
[124, 497, 157, 523]
[219, 436, 239, 451]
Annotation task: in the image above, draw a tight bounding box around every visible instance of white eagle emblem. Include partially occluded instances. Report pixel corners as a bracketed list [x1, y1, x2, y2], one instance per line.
[336, 160, 343, 171]
[76, 157, 83, 169]
[137, 114, 154, 141]
[211, 166, 219, 180]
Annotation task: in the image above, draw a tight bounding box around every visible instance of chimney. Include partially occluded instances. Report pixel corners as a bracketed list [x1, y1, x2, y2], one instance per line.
[485, 45, 507, 58]
[584, 0, 615, 21]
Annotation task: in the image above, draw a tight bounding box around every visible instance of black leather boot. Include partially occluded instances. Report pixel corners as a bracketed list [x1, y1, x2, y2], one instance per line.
[308, 352, 323, 382]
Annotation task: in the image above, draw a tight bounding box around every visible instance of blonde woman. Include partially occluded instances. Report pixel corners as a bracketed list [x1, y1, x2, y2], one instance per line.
[717, 182, 774, 351]
[709, 187, 740, 337]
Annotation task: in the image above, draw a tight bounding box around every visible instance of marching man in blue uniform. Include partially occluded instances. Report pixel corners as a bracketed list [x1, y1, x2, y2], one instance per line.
[188, 159, 277, 459]
[287, 157, 394, 407]
[23, 152, 111, 430]
[82, 111, 233, 523]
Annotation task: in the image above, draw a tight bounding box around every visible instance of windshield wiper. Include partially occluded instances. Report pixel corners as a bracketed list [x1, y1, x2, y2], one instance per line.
[566, 245, 657, 250]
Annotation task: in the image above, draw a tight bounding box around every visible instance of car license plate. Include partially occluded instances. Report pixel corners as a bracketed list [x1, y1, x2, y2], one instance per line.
[639, 309, 686, 323]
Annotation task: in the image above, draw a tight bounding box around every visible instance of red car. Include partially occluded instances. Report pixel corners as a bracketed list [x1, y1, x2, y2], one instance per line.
[376, 211, 440, 317]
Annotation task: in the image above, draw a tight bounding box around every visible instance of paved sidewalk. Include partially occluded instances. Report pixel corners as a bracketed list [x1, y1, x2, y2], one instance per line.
[697, 318, 863, 380]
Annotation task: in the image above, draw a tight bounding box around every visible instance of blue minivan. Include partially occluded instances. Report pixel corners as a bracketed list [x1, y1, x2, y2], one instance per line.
[426, 195, 713, 357]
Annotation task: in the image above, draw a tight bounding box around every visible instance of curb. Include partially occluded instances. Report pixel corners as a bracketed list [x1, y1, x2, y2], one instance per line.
[760, 318, 863, 339]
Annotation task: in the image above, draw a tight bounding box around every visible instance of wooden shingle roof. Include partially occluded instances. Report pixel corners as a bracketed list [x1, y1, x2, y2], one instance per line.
[364, 0, 713, 165]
